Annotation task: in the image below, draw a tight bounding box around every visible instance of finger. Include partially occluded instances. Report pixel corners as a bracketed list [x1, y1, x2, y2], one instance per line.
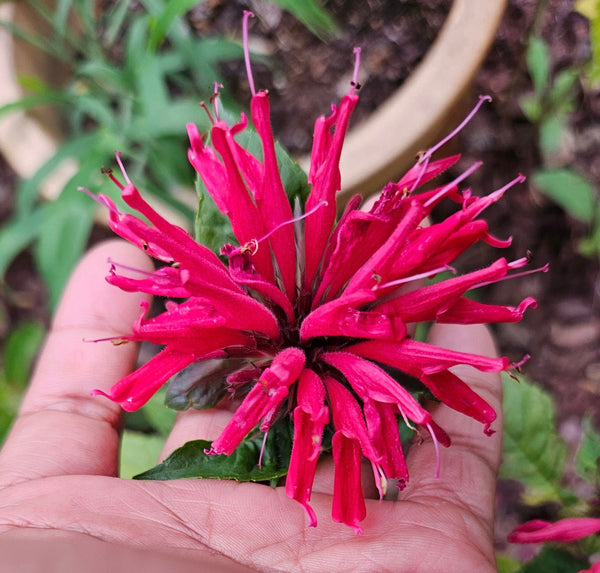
[0, 239, 153, 486]
[159, 408, 233, 461]
[399, 323, 503, 526]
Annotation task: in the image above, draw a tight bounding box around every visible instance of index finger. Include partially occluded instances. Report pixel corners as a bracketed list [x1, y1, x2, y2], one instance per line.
[0, 239, 152, 487]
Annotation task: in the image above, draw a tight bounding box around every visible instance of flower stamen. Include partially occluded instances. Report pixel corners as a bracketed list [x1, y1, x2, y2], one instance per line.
[426, 422, 442, 479]
[243, 11, 256, 96]
[351, 47, 361, 90]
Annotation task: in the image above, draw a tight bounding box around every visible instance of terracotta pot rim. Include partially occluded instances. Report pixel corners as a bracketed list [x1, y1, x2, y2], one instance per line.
[0, 0, 507, 213]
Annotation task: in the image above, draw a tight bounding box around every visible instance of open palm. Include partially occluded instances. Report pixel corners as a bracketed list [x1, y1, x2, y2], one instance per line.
[0, 241, 502, 572]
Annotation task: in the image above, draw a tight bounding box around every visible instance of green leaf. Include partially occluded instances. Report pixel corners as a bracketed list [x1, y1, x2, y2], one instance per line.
[33, 185, 96, 310]
[533, 168, 596, 223]
[142, 389, 177, 436]
[269, 0, 337, 38]
[500, 374, 572, 505]
[119, 430, 165, 479]
[134, 418, 293, 482]
[0, 206, 49, 277]
[549, 69, 578, 113]
[539, 116, 567, 157]
[526, 36, 551, 95]
[146, 0, 199, 51]
[520, 546, 589, 573]
[2, 321, 45, 387]
[575, 416, 600, 486]
[0, 91, 72, 118]
[519, 93, 543, 123]
[496, 554, 522, 573]
[194, 176, 236, 252]
[104, 0, 133, 47]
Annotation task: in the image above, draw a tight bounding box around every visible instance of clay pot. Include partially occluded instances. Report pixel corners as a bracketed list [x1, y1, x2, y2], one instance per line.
[0, 0, 507, 208]
[335, 0, 508, 203]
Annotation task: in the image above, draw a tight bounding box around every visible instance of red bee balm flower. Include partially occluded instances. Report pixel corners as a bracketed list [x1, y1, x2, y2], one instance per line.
[88, 12, 544, 532]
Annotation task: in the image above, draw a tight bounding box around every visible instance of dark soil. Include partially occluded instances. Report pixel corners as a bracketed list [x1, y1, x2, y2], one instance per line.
[1, 0, 598, 501]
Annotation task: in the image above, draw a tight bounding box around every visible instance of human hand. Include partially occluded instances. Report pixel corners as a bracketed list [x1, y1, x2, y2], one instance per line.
[0, 240, 502, 572]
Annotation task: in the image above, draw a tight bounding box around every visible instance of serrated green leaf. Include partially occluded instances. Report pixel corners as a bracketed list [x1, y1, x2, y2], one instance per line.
[501, 374, 572, 505]
[533, 168, 596, 223]
[520, 546, 589, 573]
[134, 418, 292, 482]
[119, 430, 165, 479]
[527, 36, 550, 95]
[3, 321, 45, 387]
[575, 416, 600, 486]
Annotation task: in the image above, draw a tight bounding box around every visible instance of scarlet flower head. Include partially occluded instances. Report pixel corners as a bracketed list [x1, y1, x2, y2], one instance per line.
[88, 12, 543, 532]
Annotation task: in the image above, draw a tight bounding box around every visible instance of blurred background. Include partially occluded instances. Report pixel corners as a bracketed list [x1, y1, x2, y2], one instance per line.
[0, 1, 598, 570]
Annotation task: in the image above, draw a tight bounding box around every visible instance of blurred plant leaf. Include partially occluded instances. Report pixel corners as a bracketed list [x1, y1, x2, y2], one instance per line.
[496, 554, 522, 573]
[2, 321, 45, 387]
[526, 36, 550, 95]
[120, 430, 165, 479]
[548, 69, 578, 113]
[269, 0, 337, 38]
[519, 93, 543, 123]
[142, 388, 177, 436]
[575, 416, 600, 486]
[33, 183, 96, 309]
[501, 374, 574, 505]
[539, 116, 566, 157]
[520, 546, 589, 573]
[194, 176, 237, 252]
[134, 417, 292, 482]
[0, 206, 49, 277]
[533, 168, 595, 223]
[146, 0, 200, 51]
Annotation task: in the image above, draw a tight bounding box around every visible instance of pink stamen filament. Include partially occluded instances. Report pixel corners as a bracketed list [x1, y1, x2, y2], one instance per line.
[107, 258, 154, 277]
[115, 151, 132, 186]
[426, 422, 441, 479]
[258, 430, 268, 469]
[472, 262, 549, 290]
[240, 200, 328, 255]
[371, 462, 387, 500]
[78, 186, 120, 216]
[423, 95, 492, 161]
[423, 162, 483, 208]
[489, 174, 527, 201]
[511, 354, 531, 369]
[398, 405, 416, 431]
[409, 95, 492, 194]
[242, 11, 256, 96]
[351, 47, 361, 88]
[374, 264, 456, 291]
